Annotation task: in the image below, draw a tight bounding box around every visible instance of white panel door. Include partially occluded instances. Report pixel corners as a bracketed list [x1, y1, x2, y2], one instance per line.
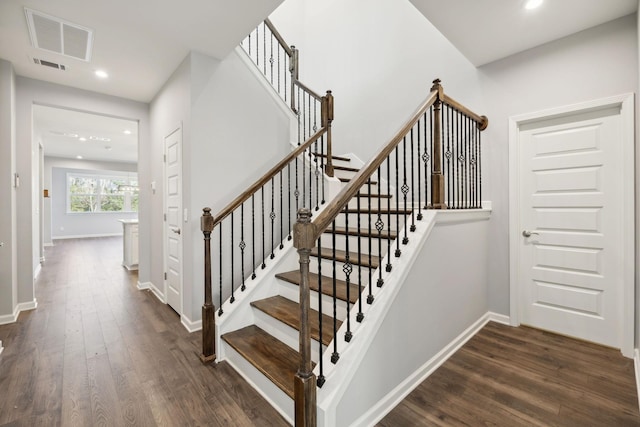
[164, 127, 182, 314]
[518, 106, 624, 348]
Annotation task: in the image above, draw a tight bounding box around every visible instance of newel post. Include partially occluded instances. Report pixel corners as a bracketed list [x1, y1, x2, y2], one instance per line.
[430, 78, 447, 209]
[322, 90, 335, 177]
[293, 208, 317, 427]
[200, 207, 216, 364]
[290, 46, 300, 112]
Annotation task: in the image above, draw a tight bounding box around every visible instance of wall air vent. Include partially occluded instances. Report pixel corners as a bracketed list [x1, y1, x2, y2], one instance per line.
[25, 8, 93, 62]
[33, 57, 66, 71]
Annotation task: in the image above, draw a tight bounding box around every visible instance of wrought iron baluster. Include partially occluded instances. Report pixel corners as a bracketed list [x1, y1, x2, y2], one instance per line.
[457, 110, 462, 209]
[270, 178, 275, 259]
[317, 235, 325, 387]
[356, 191, 364, 322]
[343, 212, 352, 342]
[230, 213, 235, 303]
[367, 182, 374, 304]
[314, 141, 319, 211]
[410, 128, 416, 232]
[240, 204, 246, 291]
[269, 32, 274, 85]
[262, 22, 266, 75]
[446, 105, 452, 208]
[321, 135, 326, 205]
[395, 146, 401, 258]
[279, 171, 284, 249]
[416, 119, 423, 220]
[386, 157, 392, 272]
[261, 187, 266, 269]
[251, 195, 256, 279]
[478, 126, 483, 208]
[402, 136, 409, 245]
[331, 220, 339, 364]
[288, 164, 292, 241]
[376, 166, 384, 288]
[218, 225, 223, 315]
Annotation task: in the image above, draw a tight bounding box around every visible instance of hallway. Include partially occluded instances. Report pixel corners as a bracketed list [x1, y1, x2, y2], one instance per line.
[0, 237, 288, 426]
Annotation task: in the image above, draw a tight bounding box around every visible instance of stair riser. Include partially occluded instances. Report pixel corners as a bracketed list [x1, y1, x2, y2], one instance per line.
[253, 308, 325, 363]
[277, 279, 350, 320]
[333, 212, 408, 232]
[316, 238, 391, 262]
[222, 343, 294, 423]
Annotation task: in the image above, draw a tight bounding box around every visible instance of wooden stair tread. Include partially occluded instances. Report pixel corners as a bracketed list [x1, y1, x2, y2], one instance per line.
[324, 226, 397, 240]
[222, 325, 309, 399]
[251, 296, 339, 346]
[313, 152, 351, 162]
[311, 247, 380, 269]
[341, 208, 412, 215]
[339, 176, 377, 185]
[333, 165, 360, 173]
[275, 271, 362, 304]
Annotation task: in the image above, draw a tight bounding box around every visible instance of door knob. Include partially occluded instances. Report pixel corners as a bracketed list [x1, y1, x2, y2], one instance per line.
[171, 228, 181, 235]
[522, 230, 539, 238]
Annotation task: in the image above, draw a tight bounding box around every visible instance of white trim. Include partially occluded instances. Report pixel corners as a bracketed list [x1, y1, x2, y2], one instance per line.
[0, 299, 38, 325]
[44, 242, 54, 247]
[52, 233, 122, 240]
[137, 281, 151, 290]
[149, 282, 166, 304]
[354, 311, 507, 427]
[181, 315, 202, 333]
[34, 263, 42, 280]
[0, 340, 3, 355]
[508, 93, 635, 356]
[634, 349, 640, 411]
[487, 311, 510, 325]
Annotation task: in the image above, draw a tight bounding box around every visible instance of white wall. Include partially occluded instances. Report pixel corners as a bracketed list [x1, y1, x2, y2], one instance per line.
[270, 0, 485, 161]
[14, 77, 149, 309]
[335, 217, 489, 426]
[44, 157, 138, 240]
[150, 49, 293, 323]
[0, 59, 17, 318]
[478, 14, 638, 315]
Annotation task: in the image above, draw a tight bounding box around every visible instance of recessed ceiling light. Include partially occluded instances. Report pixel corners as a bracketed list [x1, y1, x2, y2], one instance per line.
[89, 136, 111, 142]
[95, 69, 108, 79]
[64, 132, 79, 138]
[76, 155, 83, 159]
[78, 137, 87, 142]
[525, 0, 543, 10]
[123, 130, 131, 135]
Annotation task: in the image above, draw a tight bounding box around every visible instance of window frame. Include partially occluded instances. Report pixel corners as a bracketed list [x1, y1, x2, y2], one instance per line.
[66, 171, 139, 214]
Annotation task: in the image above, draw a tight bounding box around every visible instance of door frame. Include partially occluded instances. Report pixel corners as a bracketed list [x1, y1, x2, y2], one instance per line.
[163, 124, 184, 315]
[508, 93, 634, 357]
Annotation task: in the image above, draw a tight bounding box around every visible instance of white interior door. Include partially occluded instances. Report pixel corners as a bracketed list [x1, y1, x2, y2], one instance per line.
[515, 102, 631, 351]
[164, 127, 182, 314]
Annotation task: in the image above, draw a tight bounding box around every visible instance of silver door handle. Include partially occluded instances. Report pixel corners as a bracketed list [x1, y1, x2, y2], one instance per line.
[171, 228, 181, 235]
[522, 230, 539, 238]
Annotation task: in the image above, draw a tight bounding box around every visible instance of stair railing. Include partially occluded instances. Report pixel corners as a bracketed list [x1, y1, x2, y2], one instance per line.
[292, 79, 488, 424]
[200, 92, 334, 363]
[241, 19, 334, 176]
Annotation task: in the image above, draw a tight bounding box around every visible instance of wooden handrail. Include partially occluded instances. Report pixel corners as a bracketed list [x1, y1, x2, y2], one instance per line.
[264, 18, 293, 57]
[294, 80, 324, 102]
[210, 127, 328, 228]
[310, 89, 438, 238]
[442, 93, 488, 130]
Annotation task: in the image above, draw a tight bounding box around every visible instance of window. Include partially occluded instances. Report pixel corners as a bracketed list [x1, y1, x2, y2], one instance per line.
[67, 172, 138, 213]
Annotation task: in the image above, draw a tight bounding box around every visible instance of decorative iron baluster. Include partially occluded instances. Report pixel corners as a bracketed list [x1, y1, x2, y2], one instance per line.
[262, 21, 266, 75]
[269, 32, 274, 85]
[356, 191, 364, 322]
[401, 136, 409, 245]
[317, 234, 325, 387]
[321, 135, 326, 205]
[376, 166, 384, 288]
[270, 178, 275, 259]
[367, 182, 374, 304]
[386, 157, 392, 272]
[230, 212, 235, 303]
[410, 128, 416, 232]
[331, 220, 339, 363]
[279, 171, 284, 249]
[395, 145, 401, 258]
[218, 225, 223, 315]
[416, 119, 423, 221]
[457, 109, 462, 209]
[261, 187, 266, 269]
[343, 211, 352, 342]
[478, 125, 483, 208]
[240, 204, 246, 291]
[288, 164, 292, 241]
[445, 105, 452, 208]
[251, 195, 256, 279]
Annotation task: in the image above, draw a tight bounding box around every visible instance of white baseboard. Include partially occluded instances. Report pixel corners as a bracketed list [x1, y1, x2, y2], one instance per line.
[487, 311, 510, 325]
[149, 282, 166, 304]
[181, 315, 202, 333]
[44, 242, 54, 247]
[52, 233, 122, 240]
[0, 299, 38, 325]
[634, 349, 640, 412]
[355, 311, 501, 427]
[137, 281, 151, 290]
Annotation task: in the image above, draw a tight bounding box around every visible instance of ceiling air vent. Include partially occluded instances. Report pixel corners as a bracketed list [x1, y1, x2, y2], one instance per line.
[25, 8, 93, 62]
[33, 58, 66, 71]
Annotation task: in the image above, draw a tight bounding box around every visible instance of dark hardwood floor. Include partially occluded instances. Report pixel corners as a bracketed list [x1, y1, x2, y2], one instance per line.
[0, 237, 289, 427]
[378, 321, 640, 427]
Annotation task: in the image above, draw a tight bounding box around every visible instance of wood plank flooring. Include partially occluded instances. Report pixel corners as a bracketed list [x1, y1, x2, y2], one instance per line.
[378, 321, 640, 427]
[0, 237, 288, 427]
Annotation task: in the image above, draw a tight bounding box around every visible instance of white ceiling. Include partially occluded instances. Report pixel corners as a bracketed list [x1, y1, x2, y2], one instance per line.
[410, 0, 638, 66]
[34, 105, 138, 163]
[2, 0, 637, 162]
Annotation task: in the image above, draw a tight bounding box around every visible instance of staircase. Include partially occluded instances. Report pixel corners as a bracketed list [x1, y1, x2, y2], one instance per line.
[200, 18, 488, 427]
[220, 154, 401, 402]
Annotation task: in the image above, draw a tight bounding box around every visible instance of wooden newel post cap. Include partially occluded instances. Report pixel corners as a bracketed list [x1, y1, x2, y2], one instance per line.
[431, 78, 442, 91]
[201, 207, 214, 233]
[293, 208, 316, 249]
